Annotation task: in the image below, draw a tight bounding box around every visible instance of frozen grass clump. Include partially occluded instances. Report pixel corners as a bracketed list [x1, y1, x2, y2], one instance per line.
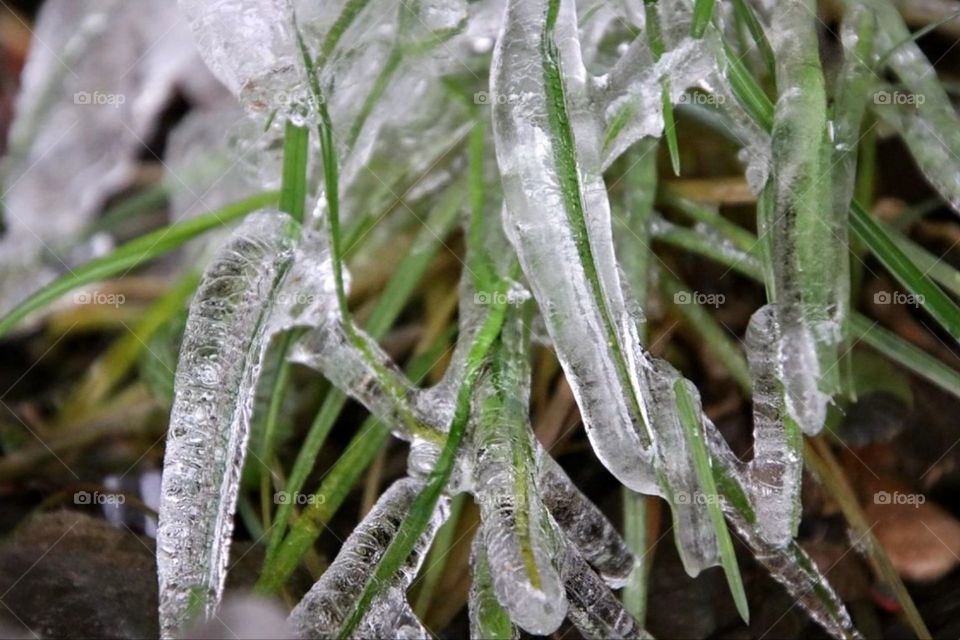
[7, 0, 960, 638]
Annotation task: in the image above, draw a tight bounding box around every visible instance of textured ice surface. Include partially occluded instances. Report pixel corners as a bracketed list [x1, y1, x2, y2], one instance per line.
[157, 211, 300, 637]
[178, 0, 299, 114]
[492, 0, 659, 495]
[472, 315, 567, 634]
[745, 305, 802, 547]
[539, 456, 635, 587]
[0, 0, 214, 316]
[560, 543, 650, 639]
[288, 478, 449, 638]
[469, 531, 519, 640]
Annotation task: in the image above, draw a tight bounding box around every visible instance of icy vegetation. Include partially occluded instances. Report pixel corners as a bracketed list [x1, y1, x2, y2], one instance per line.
[14, 0, 960, 637]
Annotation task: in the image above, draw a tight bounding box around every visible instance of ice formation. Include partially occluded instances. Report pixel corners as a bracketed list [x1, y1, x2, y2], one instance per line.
[120, 0, 875, 637]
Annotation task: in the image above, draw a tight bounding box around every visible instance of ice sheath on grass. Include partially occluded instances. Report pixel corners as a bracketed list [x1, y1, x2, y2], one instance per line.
[157, 211, 301, 637]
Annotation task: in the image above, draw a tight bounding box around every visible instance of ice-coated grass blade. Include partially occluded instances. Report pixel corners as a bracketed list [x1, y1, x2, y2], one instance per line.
[474, 309, 567, 634]
[674, 379, 749, 624]
[157, 211, 300, 637]
[264, 184, 462, 557]
[469, 531, 519, 640]
[288, 477, 449, 637]
[256, 331, 455, 594]
[765, 0, 840, 427]
[336, 284, 510, 638]
[720, 32, 960, 343]
[0, 191, 279, 339]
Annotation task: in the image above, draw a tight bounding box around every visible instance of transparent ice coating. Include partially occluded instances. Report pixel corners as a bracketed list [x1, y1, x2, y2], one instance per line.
[0, 0, 211, 315]
[763, 0, 836, 432]
[560, 543, 649, 640]
[538, 456, 635, 587]
[469, 532, 519, 640]
[472, 315, 567, 635]
[744, 305, 802, 547]
[178, 0, 300, 113]
[288, 478, 450, 638]
[492, 0, 658, 495]
[157, 211, 300, 638]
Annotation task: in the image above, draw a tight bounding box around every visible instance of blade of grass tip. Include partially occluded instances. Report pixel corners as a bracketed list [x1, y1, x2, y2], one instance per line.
[690, 0, 716, 38]
[674, 379, 749, 623]
[0, 191, 279, 339]
[652, 201, 960, 401]
[264, 184, 463, 557]
[720, 40, 960, 343]
[279, 121, 310, 222]
[731, 0, 775, 79]
[804, 439, 932, 640]
[413, 493, 467, 618]
[257, 328, 457, 594]
[335, 295, 509, 639]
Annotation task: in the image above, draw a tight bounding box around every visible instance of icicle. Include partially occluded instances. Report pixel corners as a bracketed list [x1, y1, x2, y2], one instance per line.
[560, 543, 650, 639]
[744, 305, 802, 547]
[763, 0, 837, 431]
[472, 313, 567, 635]
[492, 0, 658, 494]
[157, 211, 300, 637]
[469, 531, 519, 640]
[177, 0, 301, 115]
[288, 478, 449, 638]
[538, 456, 635, 587]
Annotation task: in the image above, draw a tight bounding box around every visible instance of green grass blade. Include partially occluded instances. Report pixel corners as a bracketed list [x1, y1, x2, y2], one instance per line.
[413, 493, 467, 617]
[0, 191, 279, 339]
[674, 379, 749, 623]
[850, 201, 960, 340]
[731, 0, 775, 78]
[278, 122, 310, 222]
[691, 0, 716, 38]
